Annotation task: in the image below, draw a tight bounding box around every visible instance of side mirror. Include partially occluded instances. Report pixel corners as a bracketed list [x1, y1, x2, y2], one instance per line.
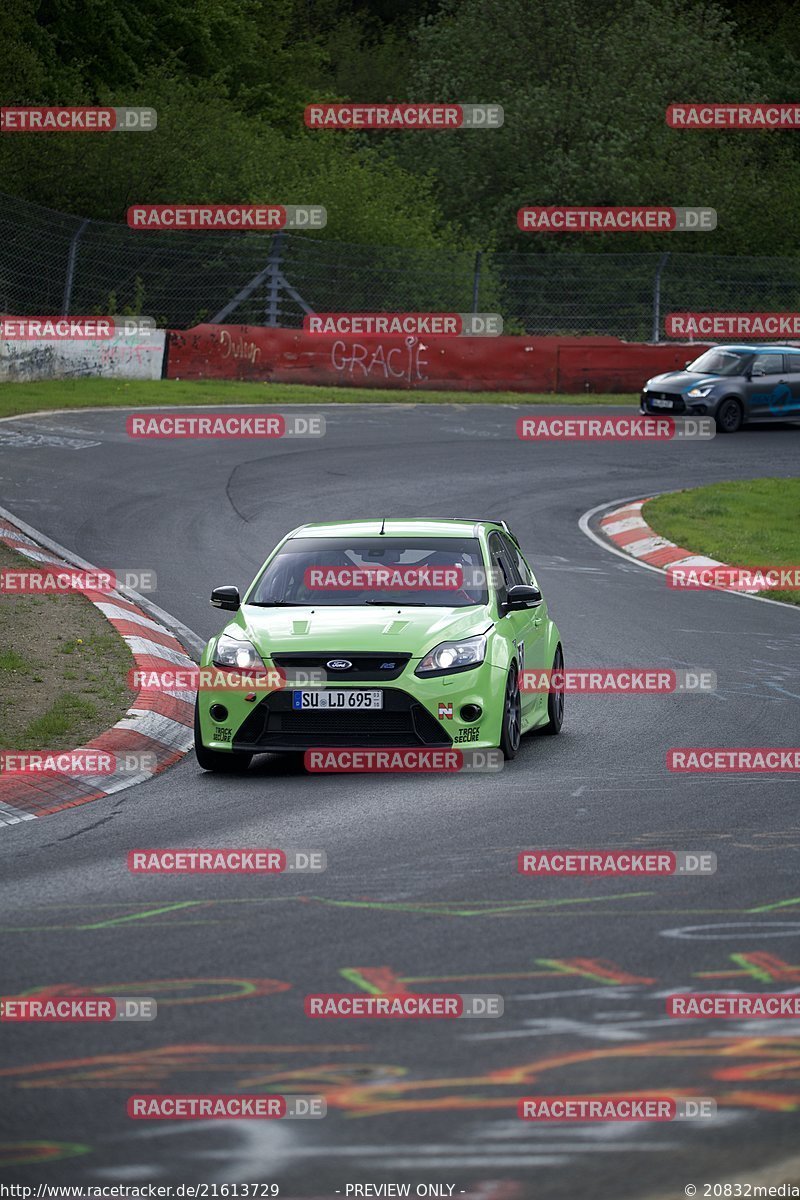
[211, 585, 240, 611]
[751, 368, 765, 378]
[505, 583, 543, 610]
[684, 360, 691, 369]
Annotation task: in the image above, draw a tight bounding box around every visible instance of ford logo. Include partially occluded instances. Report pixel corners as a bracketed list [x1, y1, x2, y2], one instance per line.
[326, 659, 352, 670]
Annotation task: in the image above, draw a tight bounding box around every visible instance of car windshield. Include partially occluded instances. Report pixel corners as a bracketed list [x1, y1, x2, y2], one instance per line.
[685, 348, 751, 376]
[247, 536, 489, 608]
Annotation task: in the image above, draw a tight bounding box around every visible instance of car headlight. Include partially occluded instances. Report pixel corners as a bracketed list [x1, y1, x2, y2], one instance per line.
[686, 384, 716, 398]
[213, 633, 267, 672]
[415, 634, 487, 676]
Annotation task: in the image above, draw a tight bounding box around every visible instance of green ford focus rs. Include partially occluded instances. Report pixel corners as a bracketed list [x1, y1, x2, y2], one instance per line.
[195, 518, 564, 771]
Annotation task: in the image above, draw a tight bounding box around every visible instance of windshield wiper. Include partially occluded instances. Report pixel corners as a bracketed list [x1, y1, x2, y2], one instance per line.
[364, 599, 430, 606]
[248, 601, 305, 607]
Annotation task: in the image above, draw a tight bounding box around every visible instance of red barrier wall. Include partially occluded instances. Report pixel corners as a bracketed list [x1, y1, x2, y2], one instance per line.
[166, 325, 713, 393]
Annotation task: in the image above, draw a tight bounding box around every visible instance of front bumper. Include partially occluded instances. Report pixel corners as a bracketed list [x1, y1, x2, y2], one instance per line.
[232, 687, 449, 752]
[197, 658, 506, 754]
[640, 389, 687, 414]
[641, 389, 724, 417]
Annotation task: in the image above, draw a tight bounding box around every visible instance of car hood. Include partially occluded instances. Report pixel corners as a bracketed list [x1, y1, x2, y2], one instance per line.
[646, 370, 722, 391]
[229, 603, 492, 658]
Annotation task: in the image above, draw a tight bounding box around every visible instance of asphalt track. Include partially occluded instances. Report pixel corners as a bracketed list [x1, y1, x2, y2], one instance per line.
[1, 403, 799, 1198]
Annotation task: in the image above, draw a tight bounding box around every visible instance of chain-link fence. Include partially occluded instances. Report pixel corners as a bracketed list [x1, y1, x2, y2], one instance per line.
[3, 191, 800, 339]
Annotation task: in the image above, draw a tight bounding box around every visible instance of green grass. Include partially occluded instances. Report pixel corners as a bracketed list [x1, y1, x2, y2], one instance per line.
[21, 694, 100, 745]
[0, 540, 136, 750]
[644, 478, 800, 606]
[0, 647, 28, 672]
[0, 377, 638, 421]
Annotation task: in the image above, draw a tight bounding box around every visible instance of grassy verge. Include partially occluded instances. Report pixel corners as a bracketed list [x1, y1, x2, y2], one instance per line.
[0, 540, 135, 750]
[0, 378, 638, 420]
[643, 478, 800, 606]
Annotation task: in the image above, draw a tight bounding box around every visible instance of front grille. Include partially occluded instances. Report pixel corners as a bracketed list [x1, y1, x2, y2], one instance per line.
[271, 651, 411, 682]
[642, 391, 686, 413]
[234, 687, 449, 750]
[275, 710, 415, 736]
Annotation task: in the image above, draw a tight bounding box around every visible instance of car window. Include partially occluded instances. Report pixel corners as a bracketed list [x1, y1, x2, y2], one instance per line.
[785, 353, 800, 375]
[685, 348, 751, 376]
[500, 534, 529, 585]
[487, 532, 510, 604]
[751, 353, 783, 376]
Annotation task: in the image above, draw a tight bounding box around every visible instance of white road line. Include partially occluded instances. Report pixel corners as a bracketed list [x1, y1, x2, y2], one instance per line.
[0, 430, 100, 450]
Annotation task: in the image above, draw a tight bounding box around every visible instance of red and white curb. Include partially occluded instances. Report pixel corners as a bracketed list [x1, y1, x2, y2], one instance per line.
[597, 498, 730, 576]
[0, 514, 196, 824]
[580, 495, 799, 610]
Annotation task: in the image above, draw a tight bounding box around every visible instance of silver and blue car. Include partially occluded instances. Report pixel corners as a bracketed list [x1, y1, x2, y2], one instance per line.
[640, 344, 800, 432]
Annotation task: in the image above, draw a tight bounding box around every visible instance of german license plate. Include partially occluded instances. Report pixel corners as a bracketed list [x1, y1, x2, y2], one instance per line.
[292, 689, 383, 710]
[651, 397, 673, 408]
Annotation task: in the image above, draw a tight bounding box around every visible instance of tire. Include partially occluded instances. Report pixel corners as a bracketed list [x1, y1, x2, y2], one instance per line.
[194, 702, 252, 773]
[541, 644, 565, 735]
[715, 397, 744, 434]
[499, 664, 522, 760]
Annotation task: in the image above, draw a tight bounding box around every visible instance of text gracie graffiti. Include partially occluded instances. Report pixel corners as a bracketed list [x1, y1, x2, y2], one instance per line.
[330, 337, 429, 382]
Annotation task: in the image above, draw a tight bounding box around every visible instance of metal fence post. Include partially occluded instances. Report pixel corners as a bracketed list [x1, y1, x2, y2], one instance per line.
[265, 231, 287, 326]
[62, 217, 90, 315]
[651, 252, 670, 342]
[472, 250, 483, 314]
